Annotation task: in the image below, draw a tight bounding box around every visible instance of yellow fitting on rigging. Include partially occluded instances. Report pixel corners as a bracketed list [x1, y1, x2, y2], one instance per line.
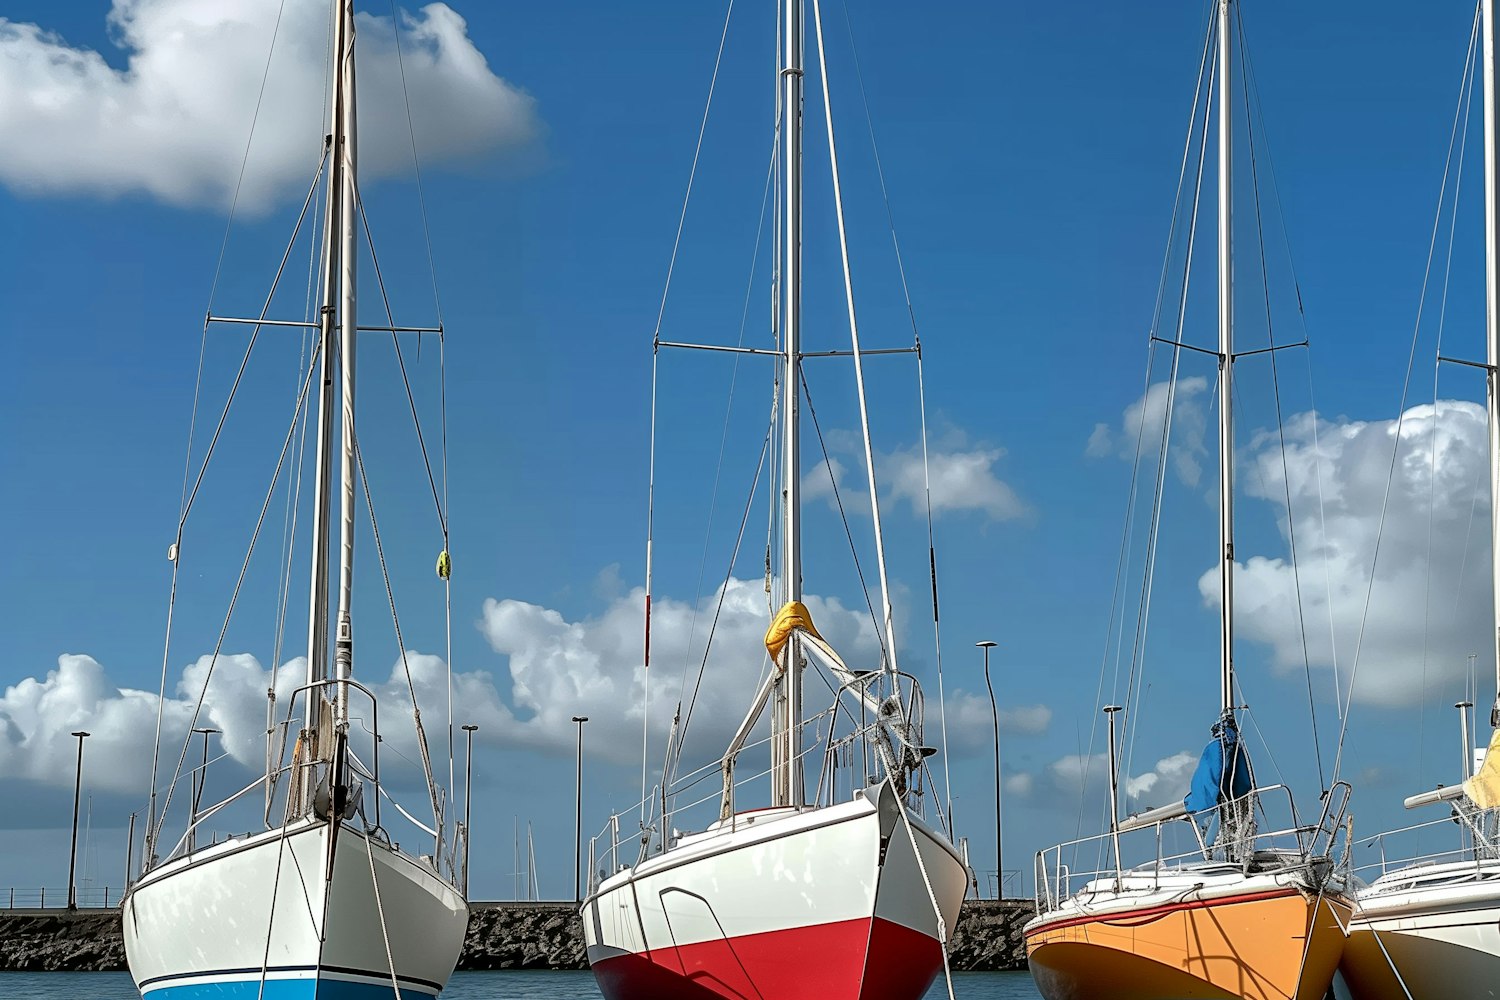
[436, 549, 451, 580]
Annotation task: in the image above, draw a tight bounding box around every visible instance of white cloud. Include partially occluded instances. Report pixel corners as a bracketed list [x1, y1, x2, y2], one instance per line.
[0, 0, 538, 209]
[801, 429, 1025, 522]
[1005, 747, 1196, 813]
[1123, 750, 1197, 808]
[478, 576, 880, 764]
[1087, 377, 1211, 487]
[1205, 401, 1490, 707]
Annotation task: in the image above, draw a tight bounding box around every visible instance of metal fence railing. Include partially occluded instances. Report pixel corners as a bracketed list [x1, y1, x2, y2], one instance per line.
[2, 886, 120, 909]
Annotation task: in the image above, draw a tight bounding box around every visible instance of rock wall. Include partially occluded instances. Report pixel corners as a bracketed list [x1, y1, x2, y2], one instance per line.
[0, 898, 1032, 973]
[0, 911, 125, 972]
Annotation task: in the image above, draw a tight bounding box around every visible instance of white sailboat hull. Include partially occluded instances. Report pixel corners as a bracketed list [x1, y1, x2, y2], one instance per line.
[580, 786, 968, 1000]
[123, 818, 468, 999]
[1341, 860, 1500, 1000]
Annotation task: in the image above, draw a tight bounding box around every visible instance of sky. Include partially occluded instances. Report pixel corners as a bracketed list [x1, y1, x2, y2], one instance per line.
[0, 0, 1494, 903]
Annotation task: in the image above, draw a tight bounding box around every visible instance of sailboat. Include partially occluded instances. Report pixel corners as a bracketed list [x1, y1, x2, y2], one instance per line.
[1024, 3, 1353, 998]
[578, 1, 968, 998]
[121, 2, 469, 997]
[1339, 3, 1500, 997]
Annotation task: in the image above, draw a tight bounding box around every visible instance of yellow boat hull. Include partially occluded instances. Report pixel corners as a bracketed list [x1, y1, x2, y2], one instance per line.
[1025, 884, 1352, 1000]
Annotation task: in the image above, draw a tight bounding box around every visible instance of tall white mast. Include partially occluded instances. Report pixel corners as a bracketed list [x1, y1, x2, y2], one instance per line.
[303, 0, 353, 735]
[333, 0, 359, 728]
[1483, 0, 1500, 727]
[1217, 0, 1236, 717]
[772, 0, 805, 809]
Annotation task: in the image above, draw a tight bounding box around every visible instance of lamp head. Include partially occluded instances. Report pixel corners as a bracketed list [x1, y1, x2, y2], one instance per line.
[976, 641, 997, 649]
[572, 716, 589, 724]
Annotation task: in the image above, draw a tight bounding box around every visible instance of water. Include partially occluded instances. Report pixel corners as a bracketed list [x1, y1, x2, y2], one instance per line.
[0, 970, 1042, 999]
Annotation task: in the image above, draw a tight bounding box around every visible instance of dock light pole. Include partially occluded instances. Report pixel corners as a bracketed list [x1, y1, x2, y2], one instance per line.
[977, 641, 1002, 899]
[68, 731, 90, 910]
[573, 716, 589, 904]
[462, 724, 478, 896]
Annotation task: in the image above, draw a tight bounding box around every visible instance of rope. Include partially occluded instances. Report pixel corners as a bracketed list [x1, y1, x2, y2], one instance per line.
[361, 826, 403, 999]
[811, 0, 899, 675]
[253, 815, 301, 1000]
[883, 772, 956, 1000]
[354, 439, 441, 827]
[914, 348, 953, 833]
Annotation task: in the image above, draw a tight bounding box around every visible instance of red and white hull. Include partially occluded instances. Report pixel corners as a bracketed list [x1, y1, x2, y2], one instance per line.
[581, 784, 968, 1000]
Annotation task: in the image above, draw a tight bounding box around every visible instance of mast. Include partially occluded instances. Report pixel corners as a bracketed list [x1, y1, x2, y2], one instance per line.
[772, 0, 805, 809]
[303, 0, 353, 738]
[1486, 0, 1500, 728]
[1216, 0, 1236, 718]
[333, 0, 359, 728]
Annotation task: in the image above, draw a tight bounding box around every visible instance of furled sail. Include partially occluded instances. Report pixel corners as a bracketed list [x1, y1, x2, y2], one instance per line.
[765, 600, 822, 663]
[1184, 712, 1253, 815]
[1464, 729, 1500, 809]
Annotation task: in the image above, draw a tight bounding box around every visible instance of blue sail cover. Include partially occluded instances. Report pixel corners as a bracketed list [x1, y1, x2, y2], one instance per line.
[1183, 715, 1252, 815]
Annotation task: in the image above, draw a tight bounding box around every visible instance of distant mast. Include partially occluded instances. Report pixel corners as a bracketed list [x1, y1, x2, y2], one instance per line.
[1216, 0, 1236, 718]
[772, 0, 806, 809]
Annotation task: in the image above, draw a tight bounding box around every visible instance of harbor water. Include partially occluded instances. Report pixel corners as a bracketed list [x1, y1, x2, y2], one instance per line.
[0, 971, 1043, 999]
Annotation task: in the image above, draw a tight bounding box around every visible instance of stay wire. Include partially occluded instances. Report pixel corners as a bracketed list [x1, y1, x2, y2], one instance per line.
[800, 367, 890, 670]
[1075, 6, 1216, 846]
[354, 190, 447, 538]
[1331, 5, 1482, 783]
[1238, 4, 1325, 791]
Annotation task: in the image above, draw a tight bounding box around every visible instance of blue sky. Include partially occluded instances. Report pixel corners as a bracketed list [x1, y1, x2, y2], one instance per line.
[0, 0, 1493, 901]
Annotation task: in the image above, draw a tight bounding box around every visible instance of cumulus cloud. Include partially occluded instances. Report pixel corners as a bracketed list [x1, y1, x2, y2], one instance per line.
[0, 576, 887, 832]
[1203, 401, 1490, 707]
[0, 0, 538, 209]
[0, 648, 486, 806]
[1087, 377, 1211, 487]
[478, 576, 880, 763]
[802, 429, 1025, 522]
[1123, 750, 1197, 808]
[1006, 748, 1195, 813]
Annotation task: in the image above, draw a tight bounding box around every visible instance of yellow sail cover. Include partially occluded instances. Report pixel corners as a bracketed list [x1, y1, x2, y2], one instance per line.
[764, 601, 821, 663]
[1464, 728, 1500, 809]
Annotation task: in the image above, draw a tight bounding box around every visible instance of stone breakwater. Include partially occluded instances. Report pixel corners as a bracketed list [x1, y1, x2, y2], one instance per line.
[0, 898, 1034, 973]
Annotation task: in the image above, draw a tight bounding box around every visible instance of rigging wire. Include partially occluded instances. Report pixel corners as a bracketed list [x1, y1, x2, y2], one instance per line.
[152, 342, 325, 848]
[811, 0, 900, 674]
[354, 439, 442, 824]
[800, 369, 890, 669]
[672, 421, 775, 778]
[389, 0, 466, 842]
[642, 0, 739, 824]
[147, 152, 329, 859]
[835, 0, 954, 825]
[1236, 2, 1325, 791]
[1331, 4, 1483, 784]
[1118, 44, 1219, 790]
[1075, 8, 1217, 847]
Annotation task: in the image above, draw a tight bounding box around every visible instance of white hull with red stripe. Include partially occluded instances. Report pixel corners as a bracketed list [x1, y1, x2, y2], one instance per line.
[581, 784, 967, 1000]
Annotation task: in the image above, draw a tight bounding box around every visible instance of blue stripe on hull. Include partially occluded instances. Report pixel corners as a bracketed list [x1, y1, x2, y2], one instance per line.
[144, 978, 435, 999]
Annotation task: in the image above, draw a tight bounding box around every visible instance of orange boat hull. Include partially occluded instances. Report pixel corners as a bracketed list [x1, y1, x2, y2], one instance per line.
[1025, 886, 1352, 1000]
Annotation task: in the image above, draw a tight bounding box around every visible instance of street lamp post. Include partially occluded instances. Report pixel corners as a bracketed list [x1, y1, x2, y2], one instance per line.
[68, 731, 90, 910]
[462, 724, 478, 896]
[572, 716, 588, 904]
[190, 727, 220, 853]
[977, 641, 1003, 899]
